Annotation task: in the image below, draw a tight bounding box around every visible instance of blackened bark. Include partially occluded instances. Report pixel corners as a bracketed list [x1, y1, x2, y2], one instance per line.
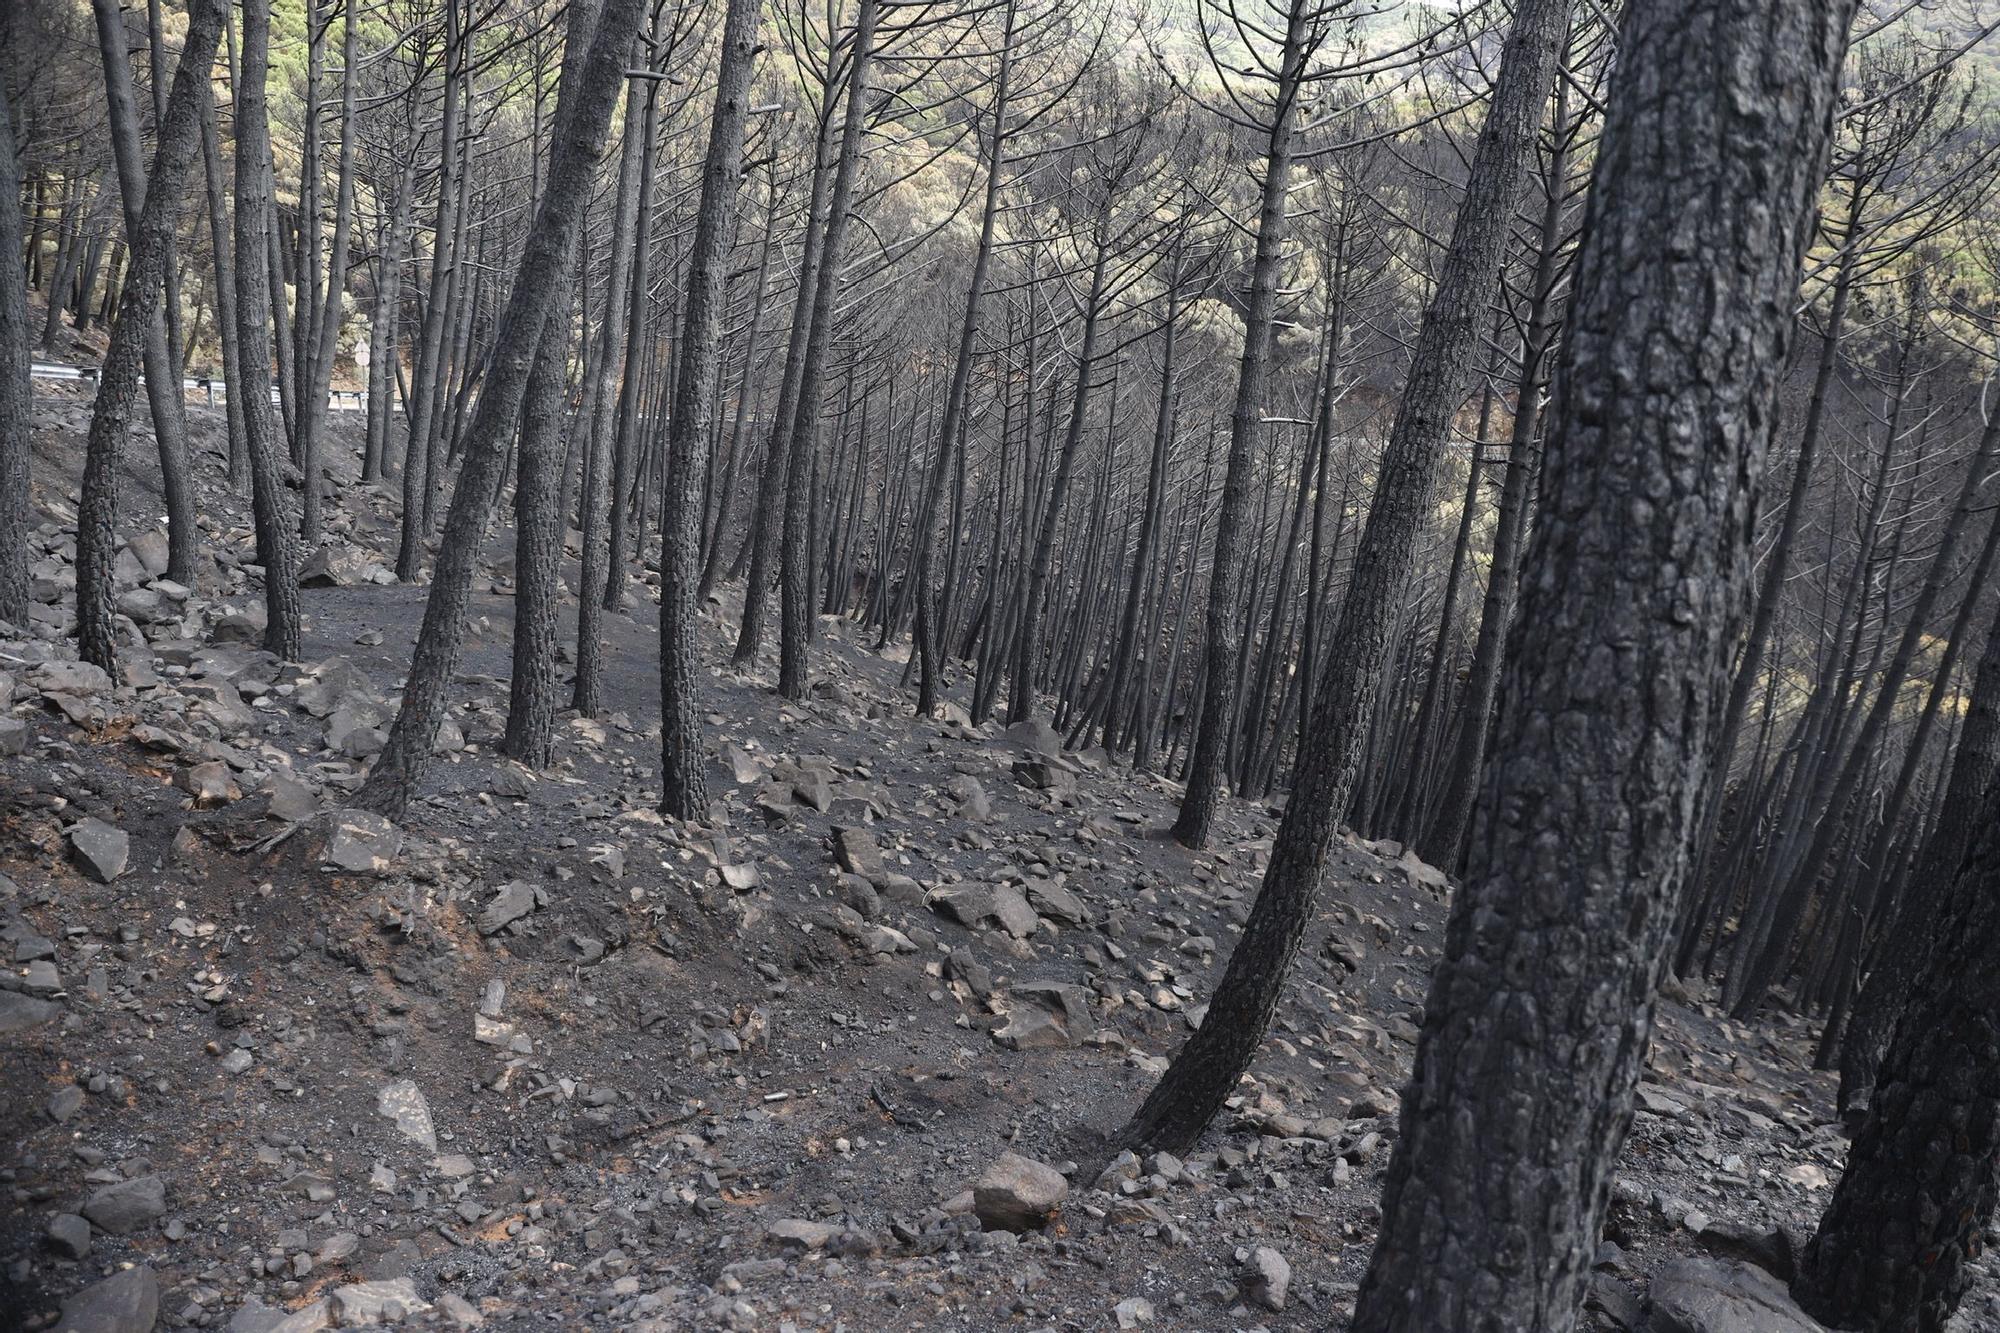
[1172, 0, 1310, 850]
[502, 277, 577, 769]
[660, 0, 760, 817]
[197, 81, 248, 489]
[1837, 594, 2000, 1113]
[777, 0, 880, 700]
[1798, 770, 2000, 1333]
[572, 69, 644, 716]
[235, 0, 303, 659]
[91, 0, 199, 586]
[356, 0, 642, 817]
[1350, 0, 1854, 1326]
[396, 0, 463, 581]
[75, 0, 227, 671]
[0, 67, 32, 627]
[1114, 0, 1568, 1154]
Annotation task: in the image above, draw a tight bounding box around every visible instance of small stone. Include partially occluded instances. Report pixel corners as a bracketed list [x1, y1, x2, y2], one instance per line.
[219, 1047, 254, 1075]
[767, 1218, 840, 1252]
[376, 1079, 439, 1151]
[1113, 1296, 1154, 1328]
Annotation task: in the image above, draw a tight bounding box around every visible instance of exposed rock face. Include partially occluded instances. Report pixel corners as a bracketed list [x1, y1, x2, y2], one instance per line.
[55, 1264, 159, 1332]
[1643, 1259, 1828, 1333]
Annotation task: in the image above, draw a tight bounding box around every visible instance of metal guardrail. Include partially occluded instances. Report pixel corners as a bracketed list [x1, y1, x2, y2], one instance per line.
[30, 360, 377, 413]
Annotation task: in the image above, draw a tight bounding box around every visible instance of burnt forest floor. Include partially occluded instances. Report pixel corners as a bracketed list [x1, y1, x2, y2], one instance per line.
[3, 386, 1995, 1333]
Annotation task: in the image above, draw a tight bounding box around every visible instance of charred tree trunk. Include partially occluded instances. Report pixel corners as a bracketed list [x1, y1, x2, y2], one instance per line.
[1349, 0, 1853, 1325]
[76, 0, 227, 671]
[659, 0, 760, 817]
[1114, 0, 1569, 1154]
[356, 0, 645, 816]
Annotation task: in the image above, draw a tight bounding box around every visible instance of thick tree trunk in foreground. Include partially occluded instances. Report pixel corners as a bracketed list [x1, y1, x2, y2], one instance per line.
[658, 0, 760, 818]
[235, 0, 304, 659]
[356, 0, 643, 817]
[75, 0, 227, 671]
[0, 65, 36, 627]
[1113, 0, 1568, 1155]
[1349, 0, 1854, 1327]
[1798, 768, 2000, 1332]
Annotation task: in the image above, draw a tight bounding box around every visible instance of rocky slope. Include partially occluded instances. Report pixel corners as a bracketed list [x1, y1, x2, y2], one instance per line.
[3, 396, 1994, 1332]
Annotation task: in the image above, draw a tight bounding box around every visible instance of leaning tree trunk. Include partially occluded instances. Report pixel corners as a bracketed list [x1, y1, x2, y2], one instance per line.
[75, 0, 227, 671]
[234, 0, 303, 659]
[356, 0, 645, 817]
[1797, 765, 2000, 1333]
[659, 0, 760, 817]
[1112, 0, 1569, 1155]
[91, 0, 200, 586]
[1348, 0, 1854, 1327]
[1836, 592, 2000, 1114]
[0, 64, 34, 627]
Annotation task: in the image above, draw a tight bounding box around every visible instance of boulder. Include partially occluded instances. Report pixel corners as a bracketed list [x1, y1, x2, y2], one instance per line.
[970, 1152, 1068, 1232]
[82, 1174, 166, 1234]
[767, 1218, 840, 1252]
[126, 530, 171, 578]
[930, 883, 1039, 939]
[1240, 1245, 1291, 1312]
[54, 1264, 158, 1332]
[995, 981, 1094, 1050]
[1025, 878, 1090, 925]
[176, 761, 241, 807]
[1012, 755, 1077, 794]
[831, 826, 885, 880]
[478, 881, 541, 935]
[316, 810, 401, 874]
[376, 1080, 438, 1151]
[45, 1212, 90, 1260]
[67, 818, 130, 882]
[0, 990, 61, 1034]
[329, 1279, 430, 1327]
[1643, 1259, 1827, 1333]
